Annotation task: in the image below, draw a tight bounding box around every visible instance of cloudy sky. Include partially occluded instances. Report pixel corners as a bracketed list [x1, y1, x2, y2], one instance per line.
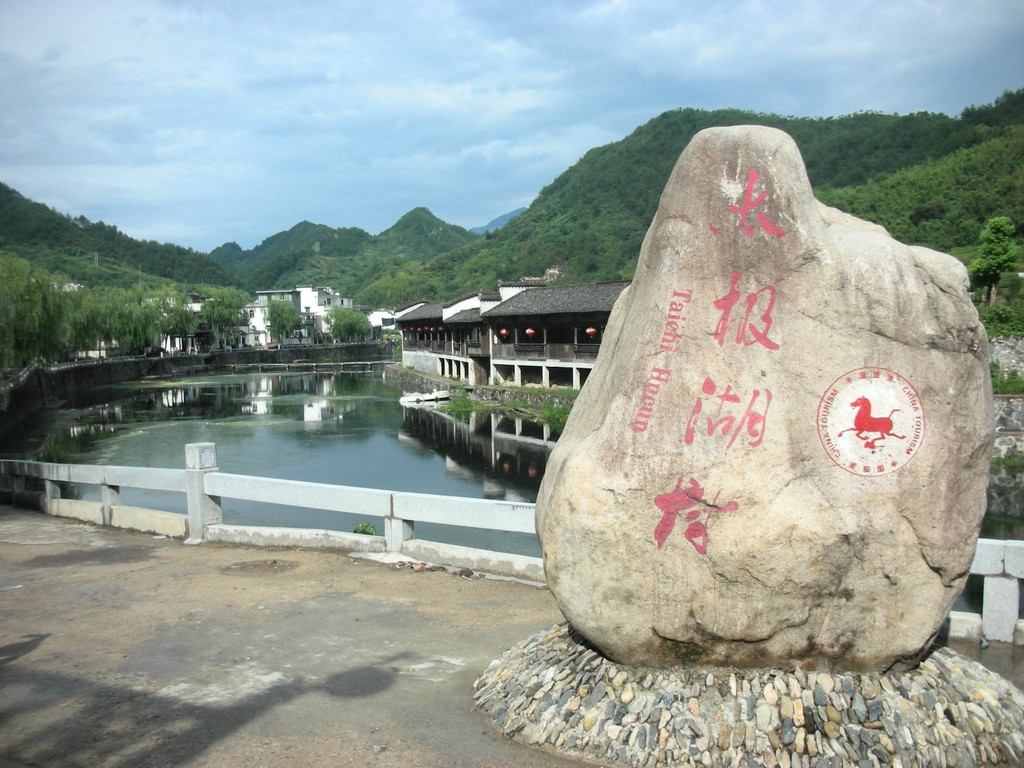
[1, 0, 1022, 253]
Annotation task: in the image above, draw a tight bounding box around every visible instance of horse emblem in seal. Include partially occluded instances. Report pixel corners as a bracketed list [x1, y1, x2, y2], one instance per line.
[817, 367, 925, 476]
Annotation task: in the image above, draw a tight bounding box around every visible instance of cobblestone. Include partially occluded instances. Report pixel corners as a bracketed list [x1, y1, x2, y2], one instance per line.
[475, 623, 1024, 767]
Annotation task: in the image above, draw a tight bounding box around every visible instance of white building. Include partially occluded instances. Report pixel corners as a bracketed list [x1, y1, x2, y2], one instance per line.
[367, 308, 397, 332]
[244, 285, 353, 346]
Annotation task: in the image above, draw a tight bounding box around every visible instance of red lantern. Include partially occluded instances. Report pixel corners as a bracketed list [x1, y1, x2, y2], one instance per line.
[498, 328, 510, 338]
[585, 326, 598, 337]
[525, 328, 536, 338]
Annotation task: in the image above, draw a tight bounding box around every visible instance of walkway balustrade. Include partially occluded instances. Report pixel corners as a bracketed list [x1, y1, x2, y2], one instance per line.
[2, 444, 1020, 645]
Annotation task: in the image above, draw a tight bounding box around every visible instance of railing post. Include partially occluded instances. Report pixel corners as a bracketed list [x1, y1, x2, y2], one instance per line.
[983, 575, 1019, 643]
[43, 480, 61, 513]
[384, 495, 414, 553]
[184, 442, 222, 545]
[100, 482, 120, 525]
[972, 538, 1021, 643]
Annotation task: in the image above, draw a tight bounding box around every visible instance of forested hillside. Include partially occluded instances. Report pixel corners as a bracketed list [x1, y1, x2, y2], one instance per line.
[1, 88, 1020, 310]
[354, 89, 1024, 307]
[816, 126, 1024, 252]
[0, 183, 239, 289]
[210, 207, 479, 295]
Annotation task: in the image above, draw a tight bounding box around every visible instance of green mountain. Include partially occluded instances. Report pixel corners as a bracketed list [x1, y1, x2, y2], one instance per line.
[471, 208, 527, 234]
[816, 125, 1024, 251]
[0, 182, 239, 289]
[356, 88, 1023, 304]
[211, 207, 479, 296]
[2, 88, 1020, 307]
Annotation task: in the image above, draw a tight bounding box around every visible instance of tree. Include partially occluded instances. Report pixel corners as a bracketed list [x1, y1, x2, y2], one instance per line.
[325, 307, 371, 342]
[158, 289, 199, 351]
[969, 216, 1020, 306]
[199, 287, 250, 348]
[266, 298, 302, 343]
[61, 286, 108, 357]
[0, 251, 66, 370]
[105, 287, 163, 355]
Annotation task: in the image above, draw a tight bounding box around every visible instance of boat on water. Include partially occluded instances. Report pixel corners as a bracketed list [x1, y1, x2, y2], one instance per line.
[399, 389, 451, 405]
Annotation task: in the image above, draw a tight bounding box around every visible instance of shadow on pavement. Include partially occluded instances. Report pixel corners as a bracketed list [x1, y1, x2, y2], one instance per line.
[1, 636, 414, 767]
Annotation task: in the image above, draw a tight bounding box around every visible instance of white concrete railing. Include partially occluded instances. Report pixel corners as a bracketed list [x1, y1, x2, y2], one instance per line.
[956, 539, 1024, 645]
[2, 443, 1022, 644]
[0, 442, 542, 581]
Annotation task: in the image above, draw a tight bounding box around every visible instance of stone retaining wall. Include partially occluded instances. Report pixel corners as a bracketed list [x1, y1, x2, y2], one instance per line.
[994, 395, 1024, 462]
[989, 467, 1024, 519]
[1, 343, 383, 437]
[991, 337, 1024, 374]
[384, 365, 576, 410]
[995, 395, 1024, 433]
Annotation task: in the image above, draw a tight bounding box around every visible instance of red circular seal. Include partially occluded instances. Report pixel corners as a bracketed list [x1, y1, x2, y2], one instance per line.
[817, 368, 925, 476]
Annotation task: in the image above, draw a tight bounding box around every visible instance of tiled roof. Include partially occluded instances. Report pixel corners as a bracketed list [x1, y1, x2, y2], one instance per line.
[484, 282, 630, 318]
[445, 308, 483, 324]
[443, 290, 500, 309]
[395, 299, 428, 313]
[498, 278, 550, 288]
[398, 302, 443, 322]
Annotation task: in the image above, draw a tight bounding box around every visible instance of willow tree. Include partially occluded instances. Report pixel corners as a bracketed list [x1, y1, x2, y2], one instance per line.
[106, 287, 163, 355]
[199, 287, 250, 348]
[266, 298, 302, 343]
[158, 289, 199, 352]
[0, 252, 66, 370]
[325, 307, 370, 342]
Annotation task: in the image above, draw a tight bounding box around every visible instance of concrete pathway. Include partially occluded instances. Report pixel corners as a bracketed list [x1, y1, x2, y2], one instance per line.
[0, 506, 581, 768]
[1, 505, 1021, 768]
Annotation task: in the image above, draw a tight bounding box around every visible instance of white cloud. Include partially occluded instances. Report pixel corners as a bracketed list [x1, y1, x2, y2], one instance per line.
[0, 0, 1021, 251]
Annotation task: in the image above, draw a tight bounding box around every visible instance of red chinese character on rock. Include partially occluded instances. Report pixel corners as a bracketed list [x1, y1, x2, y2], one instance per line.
[685, 377, 772, 450]
[729, 169, 787, 238]
[712, 272, 780, 350]
[653, 476, 738, 554]
[729, 388, 771, 450]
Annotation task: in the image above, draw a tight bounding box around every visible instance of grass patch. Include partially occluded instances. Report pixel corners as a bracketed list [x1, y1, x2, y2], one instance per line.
[992, 364, 1024, 395]
[538, 401, 572, 432]
[439, 391, 476, 420]
[992, 455, 1024, 470]
[992, 360, 1024, 395]
[439, 390, 573, 432]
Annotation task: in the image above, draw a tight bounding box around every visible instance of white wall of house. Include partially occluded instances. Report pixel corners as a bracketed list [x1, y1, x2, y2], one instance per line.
[367, 309, 396, 329]
[244, 286, 353, 345]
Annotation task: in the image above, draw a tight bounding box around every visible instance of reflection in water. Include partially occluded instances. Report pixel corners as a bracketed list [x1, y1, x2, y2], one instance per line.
[2, 372, 556, 556]
[5, 371, 1023, 569]
[400, 407, 555, 502]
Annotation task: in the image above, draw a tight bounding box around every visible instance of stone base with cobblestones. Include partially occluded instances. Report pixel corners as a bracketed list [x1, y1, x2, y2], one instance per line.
[475, 623, 1024, 767]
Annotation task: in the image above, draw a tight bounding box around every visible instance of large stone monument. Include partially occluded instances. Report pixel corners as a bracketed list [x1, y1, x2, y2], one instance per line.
[475, 127, 1024, 766]
[536, 125, 993, 673]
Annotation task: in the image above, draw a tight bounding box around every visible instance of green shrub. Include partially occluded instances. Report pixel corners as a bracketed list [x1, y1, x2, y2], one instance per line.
[539, 401, 572, 432]
[439, 391, 475, 419]
[979, 302, 1024, 338]
[991, 363, 1024, 394]
[353, 523, 377, 536]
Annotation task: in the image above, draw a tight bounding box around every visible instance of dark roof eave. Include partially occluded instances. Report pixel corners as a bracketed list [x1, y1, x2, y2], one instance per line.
[483, 281, 629, 318]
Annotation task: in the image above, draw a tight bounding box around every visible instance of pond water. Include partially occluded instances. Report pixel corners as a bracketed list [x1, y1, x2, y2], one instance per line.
[3, 370, 1021, 613]
[0, 371, 557, 557]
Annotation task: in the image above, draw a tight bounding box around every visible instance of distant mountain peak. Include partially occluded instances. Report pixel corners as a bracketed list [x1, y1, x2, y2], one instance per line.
[471, 208, 527, 235]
